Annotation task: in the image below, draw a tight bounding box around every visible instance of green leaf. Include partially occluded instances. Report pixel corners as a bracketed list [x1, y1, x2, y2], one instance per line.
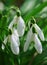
[23, 2, 47, 22]
[20, 0, 37, 14]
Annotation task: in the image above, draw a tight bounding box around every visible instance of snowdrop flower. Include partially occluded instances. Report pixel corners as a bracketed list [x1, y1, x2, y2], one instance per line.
[30, 17, 44, 41]
[24, 19, 44, 54]
[17, 16, 25, 36]
[8, 13, 25, 37]
[2, 29, 20, 55]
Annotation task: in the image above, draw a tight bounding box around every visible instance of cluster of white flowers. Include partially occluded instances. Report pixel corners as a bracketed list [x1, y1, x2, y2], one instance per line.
[2, 8, 44, 55]
[2, 10, 25, 55]
[24, 18, 44, 54]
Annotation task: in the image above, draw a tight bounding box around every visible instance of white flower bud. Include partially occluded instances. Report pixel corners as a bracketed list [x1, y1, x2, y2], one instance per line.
[24, 24, 43, 54]
[13, 29, 20, 46]
[8, 16, 25, 37]
[2, 29, 20, 55]
[17, 16, 25, 37]
[8, 29, 20, 55]
[10, 34, 19, 55]
[34, 24, 44, 41]
[24, 27, 33, 52]
[33, 34, 42, 54]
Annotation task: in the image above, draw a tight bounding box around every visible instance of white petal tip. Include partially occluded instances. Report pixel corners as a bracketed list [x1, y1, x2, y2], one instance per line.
[23, 48, 27, 52]
[2, 44, 5, 50]
[37, 49, 42, 54]
[40, 33, 45, 41]
[11, 47, 19, 55]
[23, 43, 28, 52]
[41, 37, 45, 41]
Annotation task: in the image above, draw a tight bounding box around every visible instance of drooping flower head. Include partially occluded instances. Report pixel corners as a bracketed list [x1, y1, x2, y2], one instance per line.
[2, 8, 25, 55]
[2, 28, 20, 55]
[24, 17, 44, 54]
[8, 8, 25, 37]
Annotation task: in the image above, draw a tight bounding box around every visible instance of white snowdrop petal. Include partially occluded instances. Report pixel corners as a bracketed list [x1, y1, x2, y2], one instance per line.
[24, 42, 30, 52]
[13, 29, 20, 46]
[3, 37, 8, 44]
[11, 41, 19, 55]
[26, 28, 33, 42]
[10, 35, 19, 55]
[13, 29, 19, 37]
[17, 16, 25, 37]
[24, 27, 33, 52]
[13, 34, 20, 46]
[2, 44, 5, 50]
[34, 24, 44, 41]
[2, 37, 8, 50]
[8, 21, 14, 29]
[34, 34, 42, 54]
[8, 16, 17, 29]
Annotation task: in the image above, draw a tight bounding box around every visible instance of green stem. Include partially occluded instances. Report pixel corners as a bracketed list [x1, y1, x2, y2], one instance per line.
[28, 52, 38, 65]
